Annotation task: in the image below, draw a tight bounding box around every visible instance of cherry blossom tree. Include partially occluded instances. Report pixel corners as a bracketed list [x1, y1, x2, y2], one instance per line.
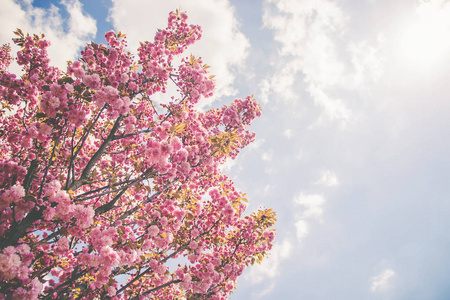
[0, 10, 276, 300]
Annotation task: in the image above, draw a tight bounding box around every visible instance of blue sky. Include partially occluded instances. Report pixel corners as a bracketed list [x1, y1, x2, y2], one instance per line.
[3, 0, 450, 299]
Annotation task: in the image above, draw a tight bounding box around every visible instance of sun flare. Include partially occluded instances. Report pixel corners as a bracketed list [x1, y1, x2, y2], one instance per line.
[399, 0, 450, 69]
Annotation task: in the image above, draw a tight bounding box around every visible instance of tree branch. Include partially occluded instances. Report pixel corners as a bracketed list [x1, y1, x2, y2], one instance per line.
[69, 115, 123, 191]
[23, 159, 38, 194]
[112, 128, 154, 141]
[137, 279, 183, 299]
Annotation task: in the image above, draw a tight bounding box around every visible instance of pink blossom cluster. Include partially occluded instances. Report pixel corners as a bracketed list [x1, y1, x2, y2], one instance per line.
[93, 85, 131, 118]
[0, 244, 40, 299]
[0, 44, 12, 72]
[176, 57, 215, 103]
[0, 183, 33, 221]
[12, 30, 59, 86]
[42, 180, 95, 235]
[0, 161, 26, 192]
[0, 10, 275, 300]
[138, 11, 202, 96]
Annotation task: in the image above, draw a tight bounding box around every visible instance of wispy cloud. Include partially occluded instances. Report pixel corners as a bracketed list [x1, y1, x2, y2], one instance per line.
[315, 170, 339, 187]
[294, 219, 309, 241]
[348, 38, 384, 87]
[261, 0, 384, 127]
[294, 193, 325, 221]
[283, 128, 292, 139]
[293, 193, 326, 242]
[252, 282, 276, 298]
[261, 0, 351, 126]
[261, 150, 273, 162]
[370, 268, 396, 292]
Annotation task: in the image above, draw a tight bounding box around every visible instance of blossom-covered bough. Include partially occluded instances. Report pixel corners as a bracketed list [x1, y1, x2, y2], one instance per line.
[0, 10, 276, 299]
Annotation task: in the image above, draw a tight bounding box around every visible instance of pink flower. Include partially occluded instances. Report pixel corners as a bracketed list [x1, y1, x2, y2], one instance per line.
[160, 217, 168, 226]
[173, 209, 185, 221]
[179, 273, 192, 290]
[0, 184, 25, 208]
[15, 266, 29, 280]
[108, 286, 117, 297]
[48, 96, 60, 108]
[74, 205, 95, 229]
[148, 225, 159, 237]
[99, 246, 120, 267]
[124, 123, 135, 134]
[191, 229, 200, 238]
[119, 73, 129, 83]
[77, 252, 91, 266]
[154, 237, 167, 248]
[43, 207, 55, 221]
[43, 180, 61, 197]
[105, 30, 115, 43]
[54, 237, 69, 255]
[170, 136, 182, 151]
[90, 227, 118, 251]
[142, 240, 152, 250]
[73, 67, 85, 78]
[82, 73, 101, 89]
[189, 241, 198, 250]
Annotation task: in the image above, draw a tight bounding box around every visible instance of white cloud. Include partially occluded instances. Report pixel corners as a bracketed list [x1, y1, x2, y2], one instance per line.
[293, 193, 326, 221]
[296, 148, 304, 160]
[261, 0, 352, 125]
[259, 61, 301, 104]
[263, 184, 273, 195]
[262, 0, 383, 127]
[253, 282, 276, 298]
[261, 150, 273, 162]
[0, 0, 96, 71]
[370, 268, 396, 292]
[245, 238, 292, 284]
[293, 193, 326, 242]
[315, 170, 339, 187]
[307, 83, 353, 127]
[259, 78, 271, 104]
[283, 128, 292, 139]
[109, 0, 249, 103]
[294, 219, 309, 241]
[348, 38, 384, 87]
[264, 0, 347, 57]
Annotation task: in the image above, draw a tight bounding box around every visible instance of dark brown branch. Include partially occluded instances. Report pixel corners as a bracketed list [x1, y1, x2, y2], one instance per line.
[66, 105, 106, 189]
[0, 208, 42, 247]
[136, 280, 183, 299]
[114, 266, 152, 297]
[112, 128, 154, 141]
[74, 105, 106, 159]
[66, 127, 77, 189]
[69, 115, 123, 191]
[37, 134, 59, 199]
[94, 185, 128, 215]
[23, 159, 38, 194]
[116, 180, 174, 222]
[75, 176, 134, 198]
[79, 177, 140, 202]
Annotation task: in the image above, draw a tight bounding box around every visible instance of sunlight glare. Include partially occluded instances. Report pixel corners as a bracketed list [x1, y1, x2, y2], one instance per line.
[399, 0, 450, 70]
